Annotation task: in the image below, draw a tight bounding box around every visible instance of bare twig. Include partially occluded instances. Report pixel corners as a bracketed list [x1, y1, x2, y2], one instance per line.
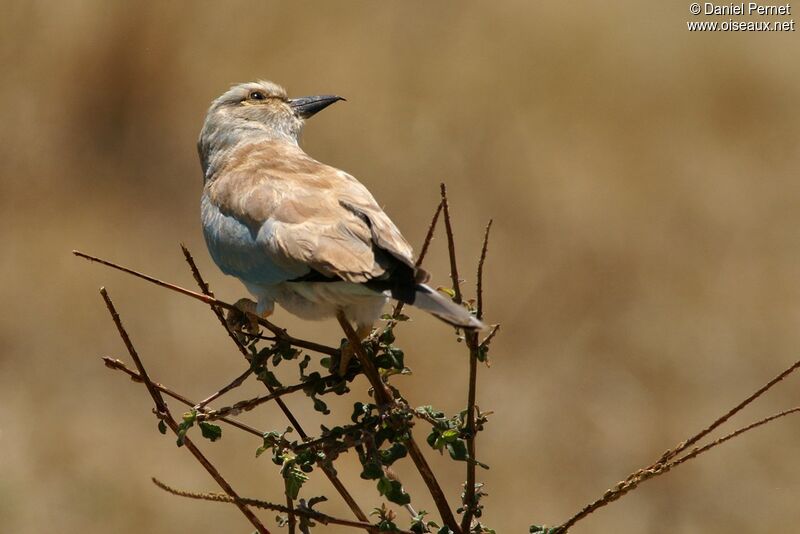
[104, 355, 337, 435]
[99, 288, 269, 534]
[195, 368, 253, 410]
[180, 246, 308, 434]
[152, 478, 415, 534]
[102, 357, 264, 438]
[336, 311, 461, 534]
[475, 220, 492, 321]
[479, 324, 500, 350]
[460, 220, 492, 532]
[196, 379, 333, 423]
[392, 199, 444, 318]
[292, 421, 372, 452]
[181, 246, 371, 526]
[286, 494, 297, 534]
[668, 406, 800, 468]
[658, 357, 800, 464]
[75, 250, 338, 357]
[557, 406, 800, 532]
[181, 244, 251, 354]
[556, 356, 800, 532]
[440, 183, 462, 304]
[405, 437, 460, 533]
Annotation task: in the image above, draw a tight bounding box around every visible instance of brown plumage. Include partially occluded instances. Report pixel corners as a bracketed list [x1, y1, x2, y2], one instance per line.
[198, 81, 485, 354]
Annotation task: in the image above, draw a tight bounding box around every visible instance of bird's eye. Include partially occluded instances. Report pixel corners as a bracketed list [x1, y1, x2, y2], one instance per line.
[248, 91, 266, 101]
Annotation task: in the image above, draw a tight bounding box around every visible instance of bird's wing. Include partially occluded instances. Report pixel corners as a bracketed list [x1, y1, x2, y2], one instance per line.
[206, 142, 416, 284]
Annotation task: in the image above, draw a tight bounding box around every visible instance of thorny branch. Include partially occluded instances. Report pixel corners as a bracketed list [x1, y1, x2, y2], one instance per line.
[180, 246, 371, 528]
[99, 288, 270, 534]
[102, 357, 264, 438]
[336, 311, 462, 533]
[75, 250, 338, 357]
[440, 183, 463, 305]
[461, 219, 492, 532]
[392, 199, 444, 319]
[152, 478, 416, 534]
[82, 188, 798, 534]
[555, 356, 800, 532]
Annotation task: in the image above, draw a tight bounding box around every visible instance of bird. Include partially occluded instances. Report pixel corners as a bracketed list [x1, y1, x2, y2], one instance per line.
[198, 80, 484, 369]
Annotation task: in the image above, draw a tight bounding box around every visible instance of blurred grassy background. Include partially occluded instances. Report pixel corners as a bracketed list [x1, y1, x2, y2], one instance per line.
[2, 1, 800, 532]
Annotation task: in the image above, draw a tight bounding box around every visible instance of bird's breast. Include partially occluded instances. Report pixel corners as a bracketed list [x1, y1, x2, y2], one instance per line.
[201, 193, 306, 285]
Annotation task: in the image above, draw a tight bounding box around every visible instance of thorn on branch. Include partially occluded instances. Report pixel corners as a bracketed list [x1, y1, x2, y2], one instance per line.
[475, 219, 492, 321]
[440, 183, 462, 304]
[393, 199, 444, 319]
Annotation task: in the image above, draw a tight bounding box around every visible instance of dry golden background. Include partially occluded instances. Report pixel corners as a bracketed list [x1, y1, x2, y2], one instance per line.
[2, 2, 800, 533]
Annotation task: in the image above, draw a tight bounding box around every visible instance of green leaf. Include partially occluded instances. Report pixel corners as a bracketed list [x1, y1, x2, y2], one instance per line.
[441, 429, 459, 443]
[257, 369, 282, 388]
[157, 420, 167, 435]
[199, 421, 222, 442]
[447, 439, 468, 461]
[386, 347, 404, 369]
[379, 328, 395, 345]
[427, 430, 438, 448]
[285, 475, 304, 500]
[377, 476, 411, 505]
[181, 411, 197, 424]
[320, 357, 331, 369]
[360, 461, 383, 480]
[379, 443, 408, 466]
[283, 462, 309, 500]
[306, 372, 324, 394]
[312, 397, 330, 415]
[251, 346, 274, 369]
[176, 410, 198, 447]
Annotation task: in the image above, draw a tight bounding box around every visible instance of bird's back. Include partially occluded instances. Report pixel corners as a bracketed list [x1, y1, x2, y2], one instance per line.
[203, 141, 417, 287]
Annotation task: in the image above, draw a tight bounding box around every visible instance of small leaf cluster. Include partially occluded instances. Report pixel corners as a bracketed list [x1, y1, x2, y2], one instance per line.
[409, 510, 445, 533]
[352, 402, 414, 505]
[256, 427, 323, 500]
[248, 338, 353, 416]
[418, 406, 488, 467]
[167, 410, 221, 447]
[458, 482, 489, 520]
[371, 503, 399, 532]
[371, 321, 411, 377]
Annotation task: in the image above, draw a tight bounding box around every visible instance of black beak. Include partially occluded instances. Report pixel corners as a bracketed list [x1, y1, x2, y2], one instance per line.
[288, 95, 345, 119]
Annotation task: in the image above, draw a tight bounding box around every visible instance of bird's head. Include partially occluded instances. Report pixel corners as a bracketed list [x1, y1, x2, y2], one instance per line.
[198, 81, 344, 176]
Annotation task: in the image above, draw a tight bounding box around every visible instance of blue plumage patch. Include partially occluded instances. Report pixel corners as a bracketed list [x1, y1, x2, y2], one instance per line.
[201, 195, 305, 285]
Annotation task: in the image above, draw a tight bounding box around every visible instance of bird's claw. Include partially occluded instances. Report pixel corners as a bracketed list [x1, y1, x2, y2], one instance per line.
[337, 324, 375, 376]
[226, 298, 260, 341]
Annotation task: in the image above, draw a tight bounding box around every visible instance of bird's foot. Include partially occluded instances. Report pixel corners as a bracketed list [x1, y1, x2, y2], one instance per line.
[338, 324, 374, 376]
[226, 298, 261, 341]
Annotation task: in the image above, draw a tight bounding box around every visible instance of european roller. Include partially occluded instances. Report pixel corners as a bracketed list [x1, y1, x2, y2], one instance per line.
[198, 81, 484, 368]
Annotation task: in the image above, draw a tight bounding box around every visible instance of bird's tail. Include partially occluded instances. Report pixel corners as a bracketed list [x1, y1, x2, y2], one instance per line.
[410, 284, 486, 330]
